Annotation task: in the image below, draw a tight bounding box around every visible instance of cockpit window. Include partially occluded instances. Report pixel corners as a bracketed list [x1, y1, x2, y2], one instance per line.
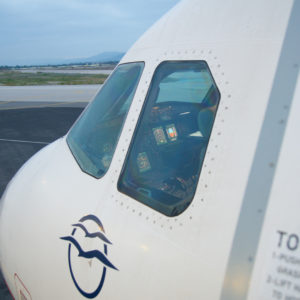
[118, 61, 220, 217]
[67, 62, 144, 178]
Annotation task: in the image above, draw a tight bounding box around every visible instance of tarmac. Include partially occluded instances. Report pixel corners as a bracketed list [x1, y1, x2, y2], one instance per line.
[0, 88, 90, 299]
[0, 84, 101, 102]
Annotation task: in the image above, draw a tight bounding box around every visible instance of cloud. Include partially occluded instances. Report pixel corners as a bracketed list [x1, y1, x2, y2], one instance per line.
[0, 0, 180, 65]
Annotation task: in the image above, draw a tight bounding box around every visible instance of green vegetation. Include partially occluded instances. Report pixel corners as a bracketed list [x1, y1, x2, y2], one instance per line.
[0, 71, 109, 86]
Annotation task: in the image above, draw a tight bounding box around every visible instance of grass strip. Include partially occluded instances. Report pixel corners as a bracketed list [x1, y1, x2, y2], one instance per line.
[0, 71, 108, 86]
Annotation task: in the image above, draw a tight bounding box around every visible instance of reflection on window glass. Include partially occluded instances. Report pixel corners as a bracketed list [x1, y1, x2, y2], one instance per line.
[67, 62, 144, 178]
[118, 61, 220, 217]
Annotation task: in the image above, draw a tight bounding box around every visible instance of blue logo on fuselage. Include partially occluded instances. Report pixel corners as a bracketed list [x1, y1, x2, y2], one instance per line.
[60, 214, 118, 298]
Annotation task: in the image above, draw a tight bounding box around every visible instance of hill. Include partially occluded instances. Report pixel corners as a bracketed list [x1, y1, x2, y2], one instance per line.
[62, 51, 124, 65]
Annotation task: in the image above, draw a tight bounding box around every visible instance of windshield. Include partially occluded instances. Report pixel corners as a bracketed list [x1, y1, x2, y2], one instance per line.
[118, 61, 220, 216]
[67, 62, 144, 178]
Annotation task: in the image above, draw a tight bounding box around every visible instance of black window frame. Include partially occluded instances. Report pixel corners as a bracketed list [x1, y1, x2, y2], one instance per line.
[118, 60, 221, 217]
[67, 61, 145, 179]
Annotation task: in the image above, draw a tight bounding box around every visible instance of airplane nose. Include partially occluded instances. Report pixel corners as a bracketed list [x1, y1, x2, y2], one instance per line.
[0, 137, 89, 298]
[0, 139, 63, 291]
[0, 136, 112, 299]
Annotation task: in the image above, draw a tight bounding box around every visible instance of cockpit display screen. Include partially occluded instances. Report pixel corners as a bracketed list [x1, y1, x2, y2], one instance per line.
[153, 126, 167, 145]
[166, 124, 178, 141]
[137, 152, 151, 173]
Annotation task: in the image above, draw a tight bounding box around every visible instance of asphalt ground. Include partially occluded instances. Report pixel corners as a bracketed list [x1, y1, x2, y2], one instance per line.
[0, 102, 86, 299]
[0, 85, 101, 102]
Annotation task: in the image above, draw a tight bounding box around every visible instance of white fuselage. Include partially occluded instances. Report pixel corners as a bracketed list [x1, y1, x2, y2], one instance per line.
[0, 0, 300, 299]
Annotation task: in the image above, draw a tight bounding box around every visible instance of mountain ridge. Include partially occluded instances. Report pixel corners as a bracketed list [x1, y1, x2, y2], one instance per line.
[62, 51, 125, 64]
[1, 51, 125, 67]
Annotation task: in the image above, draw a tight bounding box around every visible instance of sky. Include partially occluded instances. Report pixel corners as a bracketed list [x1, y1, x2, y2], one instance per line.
[0, 0, 180, 66]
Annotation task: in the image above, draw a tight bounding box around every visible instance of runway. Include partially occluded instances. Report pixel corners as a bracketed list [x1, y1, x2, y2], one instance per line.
[0, 84, 101, 103]
[0, 88, 90, 299]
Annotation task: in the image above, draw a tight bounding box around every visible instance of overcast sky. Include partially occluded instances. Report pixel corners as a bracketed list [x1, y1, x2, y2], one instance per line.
[0, 0, 180, 66]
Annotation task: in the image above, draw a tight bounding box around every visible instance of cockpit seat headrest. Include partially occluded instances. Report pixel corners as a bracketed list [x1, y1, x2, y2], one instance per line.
[197, 109, 214, 138]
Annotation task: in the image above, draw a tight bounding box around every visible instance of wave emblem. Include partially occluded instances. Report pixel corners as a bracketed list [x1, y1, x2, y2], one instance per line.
[60, 214, 118, 298]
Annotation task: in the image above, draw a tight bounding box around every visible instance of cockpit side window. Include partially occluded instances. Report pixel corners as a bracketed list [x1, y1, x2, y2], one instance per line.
[67, 62, 144, 178]
[118, 61, 220, 217]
